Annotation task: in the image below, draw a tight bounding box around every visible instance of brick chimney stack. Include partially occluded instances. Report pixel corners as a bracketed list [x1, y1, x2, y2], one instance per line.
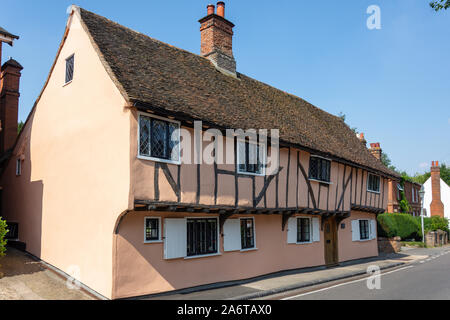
[357, 133, 367, 147]
[0, 58, 23, 153]
[430, 161, 445, 218]
[199, 2, 236, 76]
[369, 143, 382, 161]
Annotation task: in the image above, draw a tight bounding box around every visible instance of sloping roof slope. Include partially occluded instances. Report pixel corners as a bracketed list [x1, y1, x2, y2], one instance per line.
[78, 7, 397, 177]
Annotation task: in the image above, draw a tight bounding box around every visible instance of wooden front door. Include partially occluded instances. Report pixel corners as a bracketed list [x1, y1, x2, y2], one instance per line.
[324, 217, 338, 266]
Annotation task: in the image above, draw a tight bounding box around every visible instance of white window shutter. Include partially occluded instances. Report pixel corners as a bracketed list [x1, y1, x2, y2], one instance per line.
[370, 219, 377, 240]
[164, 219, 187, 259]
[352, 220, 360, 242]
[312, 218, 320, 242]
[223, 219, 241, 252]
[287, 218, 297, 244]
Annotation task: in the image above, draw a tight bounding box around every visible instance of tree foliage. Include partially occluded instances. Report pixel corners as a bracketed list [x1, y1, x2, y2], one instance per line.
[430, 0, 450, 11]
[18, 121, 24, 135]
[0, 217, 8, 258]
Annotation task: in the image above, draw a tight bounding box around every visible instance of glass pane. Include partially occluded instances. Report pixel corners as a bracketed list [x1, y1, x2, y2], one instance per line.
[151, 120, 167, 159]
[238, 141, 246, 172]
[139, 116, 151, 156]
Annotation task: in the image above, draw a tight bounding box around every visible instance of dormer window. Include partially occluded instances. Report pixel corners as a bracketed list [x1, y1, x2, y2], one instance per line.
[138, 113, 180, 164]
[309, 156, 331, 183]
[65, 54, 74, 84]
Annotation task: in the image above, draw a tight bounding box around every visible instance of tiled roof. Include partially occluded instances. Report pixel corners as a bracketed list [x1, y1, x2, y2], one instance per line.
[78, 7, 398, 177]
[0, 27, 19, 41]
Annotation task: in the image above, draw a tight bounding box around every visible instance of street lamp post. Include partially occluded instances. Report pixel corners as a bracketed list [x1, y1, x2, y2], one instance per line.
[419, 185, 426, 244]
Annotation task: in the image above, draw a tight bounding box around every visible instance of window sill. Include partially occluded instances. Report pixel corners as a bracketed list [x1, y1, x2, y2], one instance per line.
[184, 253, 222, 260]
[356, 239, 374, 242]
[367, 190, 381, 194]
[237, 171, 265, 177]
[309, 179, 332, 185]
[137, 155, 181, 166]
[144, 240, 163, 244]
[241, 248, 258, 252]
[291, 241, 313, 245]
[63, 80, 72, 87]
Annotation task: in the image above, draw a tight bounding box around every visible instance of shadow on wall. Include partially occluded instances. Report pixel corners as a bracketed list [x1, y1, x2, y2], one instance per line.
[1, 111, 44, 258]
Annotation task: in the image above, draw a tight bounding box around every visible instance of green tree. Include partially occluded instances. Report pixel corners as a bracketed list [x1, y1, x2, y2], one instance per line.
[18, 121, 24, 135]
[430, 0, 450, 11]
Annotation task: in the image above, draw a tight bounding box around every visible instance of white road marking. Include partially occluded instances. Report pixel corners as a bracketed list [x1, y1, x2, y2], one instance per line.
[282, 266, 414, 300]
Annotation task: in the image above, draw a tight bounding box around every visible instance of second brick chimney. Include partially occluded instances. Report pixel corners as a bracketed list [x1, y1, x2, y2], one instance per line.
[369, 143, 382, 161]
[430, 161, 445, 218]
[199, 2, 236, 76]
[0, 58, 22, 153]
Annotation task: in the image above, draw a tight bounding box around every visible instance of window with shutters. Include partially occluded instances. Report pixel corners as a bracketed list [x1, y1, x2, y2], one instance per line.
[240, 218, 255, 250]
[359, 220, 370, 240]
[297, 218, 311, 243]
[237, 138, 265, 176]
[186, 218, 218, 257]
[367, 173, 381, 193]
[65, 54, 74, 84]
[144, 217, 161, 243]
[138, 113, 181, 164]
[309, 156, 331, 183]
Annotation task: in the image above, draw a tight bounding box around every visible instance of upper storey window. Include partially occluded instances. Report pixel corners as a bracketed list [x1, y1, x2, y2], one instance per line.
[65, 54, 74, 84]
[309, 156, 331, 183]
[237, 138, 265, 176]
[138, 113, 180, 164]
[367, 173, 381, 193]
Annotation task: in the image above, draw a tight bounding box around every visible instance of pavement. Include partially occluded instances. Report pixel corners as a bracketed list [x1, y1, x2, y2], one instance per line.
[0, 247, 94, 300]
[143, 248, 434, 300]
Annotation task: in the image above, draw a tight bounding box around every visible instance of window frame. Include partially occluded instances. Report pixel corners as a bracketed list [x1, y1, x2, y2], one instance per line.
[15, 158, 21, 176]
[186, 217, 220, 258]
[308, 156, 331, 184]
[367, 173, 381, 194]
[137, 111, 181, 165]
[296, 217, 312, 244]
[240, 217, 256, 251]
[236, 138, 266, 177]
[359, 219, 370, 241]
[144, 217, 162, 244]
[65, 54, 75, 85]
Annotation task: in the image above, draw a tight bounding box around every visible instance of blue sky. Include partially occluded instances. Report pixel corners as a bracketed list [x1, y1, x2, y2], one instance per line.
[1, 0, 449, 175]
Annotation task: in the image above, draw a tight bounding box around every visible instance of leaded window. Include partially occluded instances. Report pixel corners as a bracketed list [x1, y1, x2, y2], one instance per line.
[187, 219, 218, 257]
[359, 220, 370, 240]
[65, 55, 74, 83]
[238, 139, 265, 175]
[367, 174, 381, 193]
[145, 218, 160, 242]
[139, 114, 180, 162]
[297, 218, 311, 243]
[241, 219, 255, 250]
[309, 157, 331, 183]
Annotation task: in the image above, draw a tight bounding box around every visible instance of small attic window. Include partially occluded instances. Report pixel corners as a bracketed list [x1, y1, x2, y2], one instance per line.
[65, 54, 74, 84]
[16, 158, 22, 176]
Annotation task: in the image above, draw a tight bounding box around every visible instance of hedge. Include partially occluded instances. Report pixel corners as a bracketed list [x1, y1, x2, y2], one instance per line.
[0, 217, 8, 258]
[377, 213, 421, 240]
[415, 216, 449, 234]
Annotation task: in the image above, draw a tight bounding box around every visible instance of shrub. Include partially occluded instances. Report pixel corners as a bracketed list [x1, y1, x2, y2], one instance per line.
[377, 213, 421, 240]
[415, 216, 449, 234]
[0, 217, 8, 258]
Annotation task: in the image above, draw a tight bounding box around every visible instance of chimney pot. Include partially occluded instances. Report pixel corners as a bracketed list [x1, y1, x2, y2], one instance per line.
[217, 2, 225, 17]
[207, 4, 215, 16]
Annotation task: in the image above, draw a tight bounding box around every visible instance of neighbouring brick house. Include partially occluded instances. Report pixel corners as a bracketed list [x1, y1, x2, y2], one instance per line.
[365, 142, 422, 216]
[0, 4, 400, 299]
